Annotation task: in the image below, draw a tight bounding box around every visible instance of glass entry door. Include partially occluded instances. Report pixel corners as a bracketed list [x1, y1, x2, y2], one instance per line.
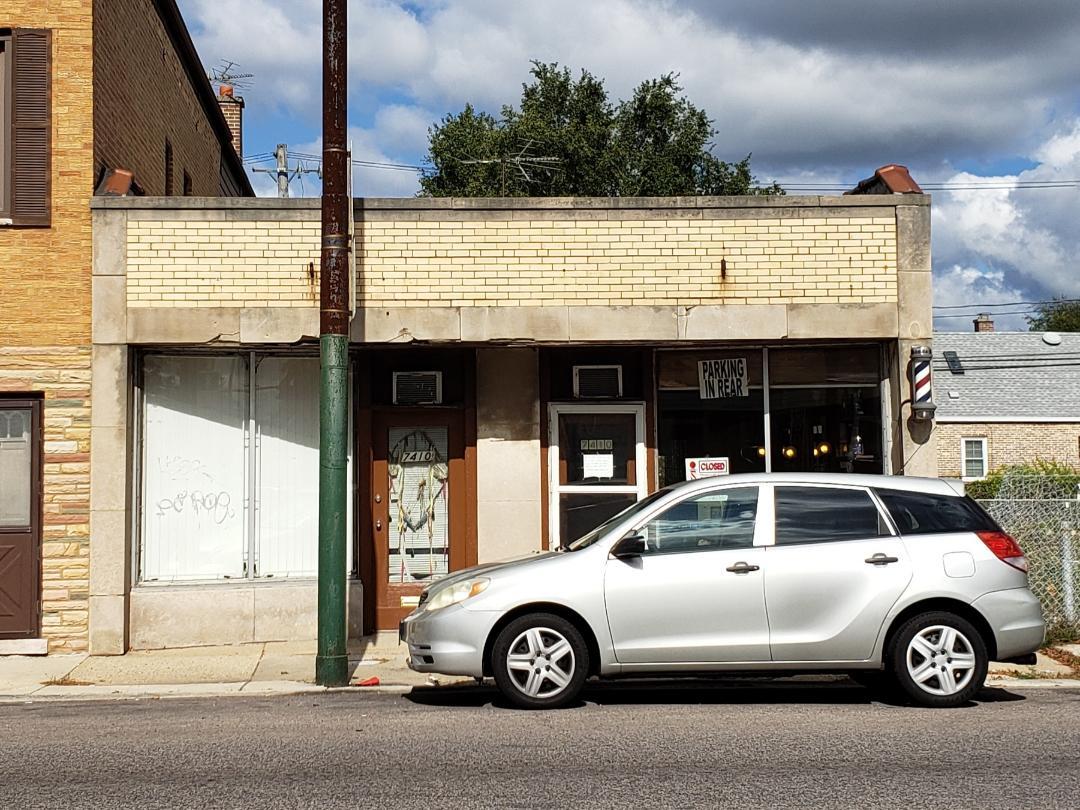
[371, 411, 467, 629]
[548, 403, 647, 549]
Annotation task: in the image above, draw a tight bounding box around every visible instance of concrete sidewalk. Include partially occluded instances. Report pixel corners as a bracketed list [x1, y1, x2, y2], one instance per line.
[1, 642, 1076, 703]
[0, 639, 474, 702]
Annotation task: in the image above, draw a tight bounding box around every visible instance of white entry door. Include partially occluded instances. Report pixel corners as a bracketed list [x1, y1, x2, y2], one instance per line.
[547, 403, 647, 549]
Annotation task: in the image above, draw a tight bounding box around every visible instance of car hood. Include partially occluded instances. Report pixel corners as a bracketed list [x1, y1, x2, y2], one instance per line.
[423, 551, 561, 592]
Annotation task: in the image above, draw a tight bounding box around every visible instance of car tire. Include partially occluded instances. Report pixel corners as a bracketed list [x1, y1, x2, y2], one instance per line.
[491, 613, 589, 710]
[889, 611, 988, 708]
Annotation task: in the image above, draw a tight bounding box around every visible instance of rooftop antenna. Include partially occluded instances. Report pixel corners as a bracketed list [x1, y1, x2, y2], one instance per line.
[208, 60, 255, 92]
[455, 139, 560, 194]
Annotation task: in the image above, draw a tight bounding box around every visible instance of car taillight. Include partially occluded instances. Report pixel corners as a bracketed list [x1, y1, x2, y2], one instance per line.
[977, 530, 1028, 573]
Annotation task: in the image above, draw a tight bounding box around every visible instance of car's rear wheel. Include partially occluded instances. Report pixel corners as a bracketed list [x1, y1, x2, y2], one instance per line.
[889, 611, 988, 708]
[491, 613, 589, 709]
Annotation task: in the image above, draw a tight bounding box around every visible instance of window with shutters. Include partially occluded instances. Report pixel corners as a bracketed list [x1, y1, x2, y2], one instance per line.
[1, 29, 50, 226]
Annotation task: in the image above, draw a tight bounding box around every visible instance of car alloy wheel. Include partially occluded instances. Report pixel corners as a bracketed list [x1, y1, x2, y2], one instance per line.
[491, 612, 589, 709]
[890, 610, 988, 708]
[905, 625, 977, 697]
[506, 627, 576, 700]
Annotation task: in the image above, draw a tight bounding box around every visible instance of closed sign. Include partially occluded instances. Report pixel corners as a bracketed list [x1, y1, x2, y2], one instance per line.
[685, 457, 729, 479]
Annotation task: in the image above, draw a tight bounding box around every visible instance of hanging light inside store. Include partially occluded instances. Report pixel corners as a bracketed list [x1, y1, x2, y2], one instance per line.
[818, 441, 831, 455]
[756, 446, 766, 458]
[782, 445, 796, 459]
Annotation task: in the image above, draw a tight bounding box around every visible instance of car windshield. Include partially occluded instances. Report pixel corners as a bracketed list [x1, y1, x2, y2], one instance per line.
[564, 487, 675, 551]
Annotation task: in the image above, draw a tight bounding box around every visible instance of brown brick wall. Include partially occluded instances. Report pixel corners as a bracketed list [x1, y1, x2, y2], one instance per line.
[218, 94, 243, 157]
[1, 1, 94, 347]
[92, 0, 228, 196]
[936, 422, 1080, 478]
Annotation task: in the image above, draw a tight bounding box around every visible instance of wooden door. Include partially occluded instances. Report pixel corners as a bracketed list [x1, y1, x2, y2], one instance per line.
[371, 410, 467, 630]
[0, 399, 41, 639]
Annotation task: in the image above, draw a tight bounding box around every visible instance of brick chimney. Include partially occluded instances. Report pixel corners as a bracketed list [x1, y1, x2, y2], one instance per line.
[973, 313, 995, 332]
[217, 84, 245, 157]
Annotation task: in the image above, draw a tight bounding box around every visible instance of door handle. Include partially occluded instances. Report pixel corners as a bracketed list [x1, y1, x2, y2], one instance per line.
[865, 553, 899, 565]
[726, 561, 760, 574]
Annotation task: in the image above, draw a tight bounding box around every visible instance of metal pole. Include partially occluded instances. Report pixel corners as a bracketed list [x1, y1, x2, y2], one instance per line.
[316, 0, 350, 687]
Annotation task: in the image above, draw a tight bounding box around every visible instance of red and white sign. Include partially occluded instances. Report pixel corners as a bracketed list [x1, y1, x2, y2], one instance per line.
[685, 457, 729, 479]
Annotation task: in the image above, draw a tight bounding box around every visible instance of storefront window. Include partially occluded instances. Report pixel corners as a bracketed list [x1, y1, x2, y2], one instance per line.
[658, 351, 765, 486]
[140, 354, 346, 582]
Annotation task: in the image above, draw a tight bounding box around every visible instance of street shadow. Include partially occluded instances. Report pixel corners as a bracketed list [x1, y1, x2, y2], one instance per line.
[404, 677, 1029, 710]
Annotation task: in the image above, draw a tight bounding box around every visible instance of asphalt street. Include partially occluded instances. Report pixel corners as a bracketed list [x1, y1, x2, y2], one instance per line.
[2, 680, 1078, 809]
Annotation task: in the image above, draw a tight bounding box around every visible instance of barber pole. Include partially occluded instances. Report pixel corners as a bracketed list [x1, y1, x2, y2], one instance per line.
[909, 345, 936, 421]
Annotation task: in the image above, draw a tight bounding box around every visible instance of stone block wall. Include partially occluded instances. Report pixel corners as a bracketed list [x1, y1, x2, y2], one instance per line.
[936, 422, 1080, 478]
[0, 348, 92, 652]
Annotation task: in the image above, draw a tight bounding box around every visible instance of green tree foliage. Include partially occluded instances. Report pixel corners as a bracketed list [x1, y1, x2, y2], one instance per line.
[1026, 298, 1080, 333]
[420, 63, 782, 197]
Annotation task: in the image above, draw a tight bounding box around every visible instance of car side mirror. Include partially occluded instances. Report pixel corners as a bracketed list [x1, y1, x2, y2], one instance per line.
[611, 533, 646, 559]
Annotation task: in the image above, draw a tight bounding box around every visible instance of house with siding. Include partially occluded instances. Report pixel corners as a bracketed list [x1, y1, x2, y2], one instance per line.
[0, 0, 250, 655]
[934, 324, 1080, 480]
[85, 166, 940, 652]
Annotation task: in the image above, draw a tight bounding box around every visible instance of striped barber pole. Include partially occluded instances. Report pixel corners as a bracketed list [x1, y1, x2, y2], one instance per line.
[912, 358, 932, 404]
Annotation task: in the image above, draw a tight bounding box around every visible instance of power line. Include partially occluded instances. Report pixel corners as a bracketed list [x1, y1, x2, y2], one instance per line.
[933, 297, 1080, 311]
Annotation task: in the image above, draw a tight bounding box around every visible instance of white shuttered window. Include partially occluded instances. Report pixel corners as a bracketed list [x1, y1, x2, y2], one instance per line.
[141, 354, 348, 583]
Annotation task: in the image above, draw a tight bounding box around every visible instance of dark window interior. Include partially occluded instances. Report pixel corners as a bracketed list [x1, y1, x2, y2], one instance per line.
[364, 348, 470, 407]
[546, 348, 645, 400]
[774, 486, 889, 545]
[875, 489, 999, 536]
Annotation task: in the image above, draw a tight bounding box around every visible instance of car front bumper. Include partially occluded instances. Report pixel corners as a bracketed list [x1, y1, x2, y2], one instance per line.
[399, 604, 497, 679]
[973, 587, 1046, 661]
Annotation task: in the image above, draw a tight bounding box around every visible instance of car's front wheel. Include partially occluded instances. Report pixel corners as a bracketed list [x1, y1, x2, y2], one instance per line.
[889, 611, 988, 708]
[491, 613, 589, 709]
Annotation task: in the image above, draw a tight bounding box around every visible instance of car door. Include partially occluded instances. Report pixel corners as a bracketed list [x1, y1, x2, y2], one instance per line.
[604, 485, 770, 664]
[763, 484, 912, 662]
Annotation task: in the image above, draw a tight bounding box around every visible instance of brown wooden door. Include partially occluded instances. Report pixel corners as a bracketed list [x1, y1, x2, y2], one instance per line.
[371, 410, 468, 630]
[0, 399, 41, 639]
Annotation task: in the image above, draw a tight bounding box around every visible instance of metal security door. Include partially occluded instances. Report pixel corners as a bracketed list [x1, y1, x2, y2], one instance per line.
[0, 399, 42, 639]
[371, 411, 466, 630]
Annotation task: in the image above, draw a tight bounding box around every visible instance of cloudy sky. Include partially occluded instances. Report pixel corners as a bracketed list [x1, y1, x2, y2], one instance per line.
[179, 0, 1080, 330]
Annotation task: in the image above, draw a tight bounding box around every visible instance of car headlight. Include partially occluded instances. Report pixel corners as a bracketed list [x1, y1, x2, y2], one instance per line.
[423, 577, 490, 612]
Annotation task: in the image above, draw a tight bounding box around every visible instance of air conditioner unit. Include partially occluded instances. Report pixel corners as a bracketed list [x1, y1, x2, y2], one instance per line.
[573, 365, 623, 399]
[393, 371, 443, 405]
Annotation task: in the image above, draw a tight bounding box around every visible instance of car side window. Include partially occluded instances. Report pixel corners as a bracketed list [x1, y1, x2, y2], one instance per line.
[774, 486, 890, 546]
[639, 487, 758, 554]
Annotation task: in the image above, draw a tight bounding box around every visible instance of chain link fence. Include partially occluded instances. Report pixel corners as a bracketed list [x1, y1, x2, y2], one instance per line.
[977, 474, 1080, 640]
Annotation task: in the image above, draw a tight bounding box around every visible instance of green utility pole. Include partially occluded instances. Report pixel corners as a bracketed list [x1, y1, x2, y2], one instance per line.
[316, 0, 350, 687]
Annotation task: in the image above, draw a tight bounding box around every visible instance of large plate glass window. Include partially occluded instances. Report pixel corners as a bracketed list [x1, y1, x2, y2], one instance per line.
[548, 403, 646, 549]
[140, 353, 349, 583]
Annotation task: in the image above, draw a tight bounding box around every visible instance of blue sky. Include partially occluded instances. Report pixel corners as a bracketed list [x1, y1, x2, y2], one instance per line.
[178, 0, 1080, 330]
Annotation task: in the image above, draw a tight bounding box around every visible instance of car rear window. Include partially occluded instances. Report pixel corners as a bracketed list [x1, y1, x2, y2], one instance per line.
[874, 488, 1000, 535]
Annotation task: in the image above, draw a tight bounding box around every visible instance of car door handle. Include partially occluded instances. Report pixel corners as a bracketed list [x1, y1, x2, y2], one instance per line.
[865, 553, 899, 565]
[726, 561, 760, 574]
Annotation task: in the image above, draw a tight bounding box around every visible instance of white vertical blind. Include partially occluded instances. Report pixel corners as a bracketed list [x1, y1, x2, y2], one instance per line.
[256, 357, 320, 577]
[142, 356, 248, 581]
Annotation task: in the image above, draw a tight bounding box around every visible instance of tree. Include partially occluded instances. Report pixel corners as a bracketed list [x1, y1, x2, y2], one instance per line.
[1027, 298, 1080, 332]
[420, 62, 781, 197]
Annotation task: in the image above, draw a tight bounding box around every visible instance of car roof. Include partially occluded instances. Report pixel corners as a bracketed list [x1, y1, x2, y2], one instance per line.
[665, 473, 962, 498]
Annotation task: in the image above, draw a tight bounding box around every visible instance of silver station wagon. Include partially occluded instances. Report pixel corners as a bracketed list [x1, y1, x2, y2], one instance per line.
[400, 474, 1045, 709]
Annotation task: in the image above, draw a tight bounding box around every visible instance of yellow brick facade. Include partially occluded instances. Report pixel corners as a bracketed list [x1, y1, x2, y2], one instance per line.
[1, 1, 95, 346]
[936, 422, 1080, 478]
[125, 215, 898, 308]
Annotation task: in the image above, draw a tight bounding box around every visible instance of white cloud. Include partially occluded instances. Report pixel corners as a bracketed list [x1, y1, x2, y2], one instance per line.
[932, 265, 1029, 332]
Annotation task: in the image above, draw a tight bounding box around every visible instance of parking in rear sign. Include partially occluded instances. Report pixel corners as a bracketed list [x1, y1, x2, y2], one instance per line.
[698, 358, 748, 399]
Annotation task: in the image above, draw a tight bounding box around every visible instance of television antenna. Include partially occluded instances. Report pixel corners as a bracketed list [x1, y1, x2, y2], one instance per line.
[209, 60, 254, 91]
[455, 139, 560, 193]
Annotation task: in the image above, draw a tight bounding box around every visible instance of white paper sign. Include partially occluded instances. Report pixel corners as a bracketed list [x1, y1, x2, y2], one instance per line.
[685, 457, 730, 479]
[698, 358, 749, 399]
[583, 453, 615, 479]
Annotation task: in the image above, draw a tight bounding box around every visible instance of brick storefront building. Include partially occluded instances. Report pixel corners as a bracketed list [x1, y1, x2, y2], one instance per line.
[0, 0, 249, 654]
[88, 179, 937, 651]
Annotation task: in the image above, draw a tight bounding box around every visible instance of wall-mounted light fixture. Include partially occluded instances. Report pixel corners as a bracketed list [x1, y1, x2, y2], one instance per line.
[910, 345, 937, 422]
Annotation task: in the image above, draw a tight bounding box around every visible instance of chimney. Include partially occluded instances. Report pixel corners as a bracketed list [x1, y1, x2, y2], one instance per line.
[973, 313, 995, 333]
[217, 84, 245, 158]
